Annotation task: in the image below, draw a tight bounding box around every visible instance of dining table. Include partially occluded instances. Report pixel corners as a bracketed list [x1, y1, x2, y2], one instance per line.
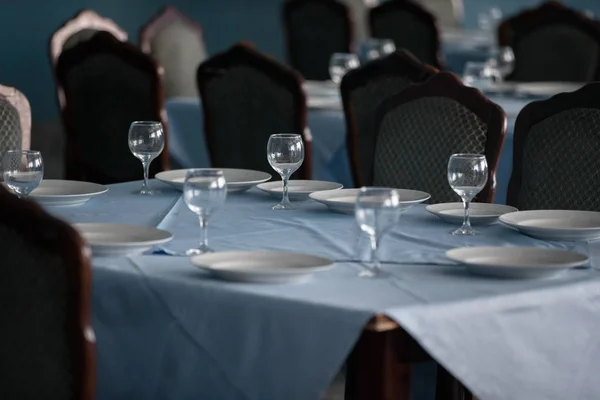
[46, 179, 600, 400]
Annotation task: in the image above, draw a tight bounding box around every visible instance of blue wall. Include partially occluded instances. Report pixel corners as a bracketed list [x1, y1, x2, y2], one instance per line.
[1, 0, 599, 121]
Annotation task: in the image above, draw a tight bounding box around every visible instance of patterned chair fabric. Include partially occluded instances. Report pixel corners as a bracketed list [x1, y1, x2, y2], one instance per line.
[499, 1, 600, 82]
[0, 101, 23, 159]
[369, 0, 442, 68]
[284, 0, 353, 81]
[372, 72, 505, 204]
[197, 44, 310, 178]
[341, 50, 436, 186]
[508, 84, 600, 210]
[56, 31, 167, 184]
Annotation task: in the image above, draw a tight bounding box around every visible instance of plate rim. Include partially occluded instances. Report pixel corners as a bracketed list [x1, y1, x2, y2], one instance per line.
[155, 168, 272, 187]
[256, 180, 343, 194]
[426, 202, 518, 218]
[73, 223, 173, 247]
[30, 179, 108, 198]
[499, 210, 600, 232]
[309, 188, 431, 204]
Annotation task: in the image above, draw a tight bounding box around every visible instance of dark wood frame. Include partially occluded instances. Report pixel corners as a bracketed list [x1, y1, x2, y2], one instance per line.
[139, 5, 205, 55]
[55, 31, 169, 182]
[0, 84, 32, 151]
[196, 42, 312, 179]
[341, 49, 438, 187]
[506, 82, 600, 207]
[368, 0, 444, 69]
[373, 72, 506, 203]
[0, 185, 95, 399]
[498, 1, 600, 81]
[283, 0, 355, 77]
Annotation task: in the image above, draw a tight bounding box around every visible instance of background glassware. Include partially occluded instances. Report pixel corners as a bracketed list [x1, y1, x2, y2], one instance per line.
[447, 154, 488, 235]
[128, 121, 165, 195]
[329, 53, 360, 84]
[266, 133, 304, 210]
[2, 150, 43, 198]
[360, 39, 396, 61]
[183, 169, 227, 255]
[487, 46, 515, 81]
[462, 61, 498, 90]
[355, 187, 400, 278]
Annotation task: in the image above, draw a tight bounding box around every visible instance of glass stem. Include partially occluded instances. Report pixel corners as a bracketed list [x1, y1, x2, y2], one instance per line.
[281, 175, 290, 205]
[462, 198, 472, 229]
[369, 234, 380, 273]
[142, 161, 150, 191]
[198, 216, 208, 249]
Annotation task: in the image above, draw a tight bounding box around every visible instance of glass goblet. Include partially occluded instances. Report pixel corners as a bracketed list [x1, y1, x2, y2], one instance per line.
[128, 121, 165, 195]
[2, 150, 44, 198]
[361, 39, 396, 61]
[266, 133, 304, 210]
[329, 53, 360, 84]
[183, 169, 227, 255]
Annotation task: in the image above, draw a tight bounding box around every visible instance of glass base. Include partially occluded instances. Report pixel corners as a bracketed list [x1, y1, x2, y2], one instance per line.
[272, 202, 297, 210]
[136, 188, 161, 196]
[186, 246, 213, 256]
[451, 225, 480, 236]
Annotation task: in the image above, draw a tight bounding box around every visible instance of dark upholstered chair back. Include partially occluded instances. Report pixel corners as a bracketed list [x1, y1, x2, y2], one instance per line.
[56, 31, 168, 184]
[283, 0, 354, 81]
[0, 186, 95, 400]
[0, 85, 31, 162]
[499, 1, 600, 82]
[372, 72, 506, 203]
[197, 43, 311, 178]
[368, 0, 443, 69]
[341, 49, 437, 187]
[507, 83, 600, 210]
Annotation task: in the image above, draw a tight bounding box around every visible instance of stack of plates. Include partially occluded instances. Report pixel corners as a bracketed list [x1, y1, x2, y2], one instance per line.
[257, 180, 343, 201]
[155, 168, 271, 193]
[31, 180, 108, 207]
[500, 210, 600, 241]
[426, 203, 517, 225]
[309, 188, 430, 214]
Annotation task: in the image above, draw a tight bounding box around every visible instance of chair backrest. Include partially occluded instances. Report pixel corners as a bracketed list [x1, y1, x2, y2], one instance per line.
[372, 72, 506, 203]
[0, 186, 95, 400]
[197, 43, 311, 178]
[140, 6, 207, 98]
[283, 0, 354, 81]
[368, 0, 443, 69]
[56, 31, 168, 184]
[498, 1, 600, 82]
[507, 83, 600, 211]
[341, 49, 437, 187]
[417, 0, 463, 29]
[0, 85, 31, 160]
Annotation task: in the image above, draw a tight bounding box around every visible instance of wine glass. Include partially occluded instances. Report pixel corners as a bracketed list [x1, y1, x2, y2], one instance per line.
[447, 154, 488, 236]
[488, 46, 515, 80]
[267, 134, 304, 210]
[355, 187, 400, 278]
[183, 169, 227, 255]
[462, 62, 497, 90]
[361, 39, 396, 61]
[2, 150, 44, 198]
[329, 53, 360, 84]
[128, 121, 165, 195]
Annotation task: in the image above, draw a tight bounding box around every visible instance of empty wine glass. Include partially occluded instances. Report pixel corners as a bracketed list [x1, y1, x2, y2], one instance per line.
[463, 62, 498, 90]
[2, 150, 44, 198]
[267, 134, 304, 210]
[361, 39, 396, 61]
[355, 187, 400, 278]
[447, 154, 488, 235]
[128, 121, 165, 195]
[183, 169, 227, 255]
[329, 53, 360, 84]
[488, 46, 515, 80]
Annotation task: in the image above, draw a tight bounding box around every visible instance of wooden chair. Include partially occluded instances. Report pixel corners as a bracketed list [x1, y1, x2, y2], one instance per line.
[368, 0, 443, 69]
[498, 1, 600, 82]
[507, 82, 600, 210]
[197, 42, 311, 179]
[55, 31, 168, 184]
[0, 85, 31, 159]
[0, 185, 95, 399]
[283, 0, 354, 81]
[140, 6, 208, 98]
[371, 72, 506, 204]
[341, 49, 437, 187]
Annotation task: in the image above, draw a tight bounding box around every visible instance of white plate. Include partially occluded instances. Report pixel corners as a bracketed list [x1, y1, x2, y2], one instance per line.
[73, 223, 172, 257]
[155, 168, 271, 193]
[426, 202, 518, 225]
[500, 210, 600, 241]
[307, 96, 341, 110]
[309, 188, 431, 214]
[516, 82, 583, 97]
[446, 246, 587, 279]
[190, 250, 334, 283]
[303, 80, 338, 97]
[256, 180, 343, 201]
[30, 180, 108, 206]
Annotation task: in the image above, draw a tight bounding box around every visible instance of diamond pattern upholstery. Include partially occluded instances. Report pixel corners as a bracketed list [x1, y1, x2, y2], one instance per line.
[516, 108, 600, 210]
[285, 0, 351, 80]
[0, 100, 23, 158]
[0, 223, 73, 399]
[373, 97, 487, 203]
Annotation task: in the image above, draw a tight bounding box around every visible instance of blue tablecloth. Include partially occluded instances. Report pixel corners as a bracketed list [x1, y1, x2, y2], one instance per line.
[166, 95, 526, 205]
[48, 181, 600, 400]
